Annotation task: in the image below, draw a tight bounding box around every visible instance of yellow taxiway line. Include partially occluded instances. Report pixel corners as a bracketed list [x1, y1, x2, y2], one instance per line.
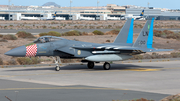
[0, 68, 164, 78]
[1, 67, 180, 78]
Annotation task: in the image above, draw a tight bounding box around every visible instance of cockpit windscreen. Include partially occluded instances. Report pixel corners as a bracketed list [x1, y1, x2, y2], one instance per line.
[33, 36, 63, 43]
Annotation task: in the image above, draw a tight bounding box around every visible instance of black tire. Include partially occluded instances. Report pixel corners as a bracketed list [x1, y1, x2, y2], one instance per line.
[87, 62, 94, 69]
[103, 62, 111, 70]
[55, 66, 60, 71]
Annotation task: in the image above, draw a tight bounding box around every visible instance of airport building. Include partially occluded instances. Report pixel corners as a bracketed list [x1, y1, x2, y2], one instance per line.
[0, 4, 180, 21]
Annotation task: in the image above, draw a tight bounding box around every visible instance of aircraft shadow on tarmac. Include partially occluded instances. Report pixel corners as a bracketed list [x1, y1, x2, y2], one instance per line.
[60, 64, 163, 70]
[6, 63, 163, 71]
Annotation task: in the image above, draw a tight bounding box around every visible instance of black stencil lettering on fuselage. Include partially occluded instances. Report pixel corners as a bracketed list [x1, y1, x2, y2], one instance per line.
[143, 31, 149, 36]
[139, 40, 146, 45]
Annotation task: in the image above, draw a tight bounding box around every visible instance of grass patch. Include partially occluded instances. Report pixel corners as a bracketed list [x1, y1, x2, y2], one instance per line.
[105, 29, 120, 35]
[39, 31, 61, 37]
[7, 59, 17, 65]
[61, 59, 81, 63]
[132, 52, 180, 60]
[51, 27, 57, 29]
[16, 31, 35, 38]
[106, 40, 111, 42]
[154, 30, 180, 40]
[3, 34, 17, 40]
[81, 32, 88, 35]
[0, 58, 3, 65]
[16, 57, 40, 65]
[113, 98, 154, 101]
[0, 34, 3, 38]
[92, 30, 104, 35]
[0, 39, 8, 42]
[62, 30, 81, 36]
[161, 93, 180, 101]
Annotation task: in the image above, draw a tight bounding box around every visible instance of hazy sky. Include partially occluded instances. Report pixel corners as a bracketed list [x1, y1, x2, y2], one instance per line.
[1, 0, 180, 9]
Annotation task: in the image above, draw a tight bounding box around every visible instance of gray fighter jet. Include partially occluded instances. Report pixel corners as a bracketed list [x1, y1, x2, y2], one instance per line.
[5, 18, 173, 71]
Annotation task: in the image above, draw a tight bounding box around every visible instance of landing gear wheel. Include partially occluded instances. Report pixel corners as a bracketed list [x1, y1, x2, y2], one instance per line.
[52, 56, 62, 71]
[55, 66, 60, 71]
[103, 62, 111, 70]
[87, 62, 94, 69]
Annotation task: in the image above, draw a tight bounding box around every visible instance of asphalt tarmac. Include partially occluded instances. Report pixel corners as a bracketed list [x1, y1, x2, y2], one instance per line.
[0, 28, 180, 35]
[1, 60, 180, 101]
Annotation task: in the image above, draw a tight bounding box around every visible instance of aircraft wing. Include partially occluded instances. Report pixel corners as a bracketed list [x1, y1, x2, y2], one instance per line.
[72, 46, 173, 53]
[142, 49, 174, 52]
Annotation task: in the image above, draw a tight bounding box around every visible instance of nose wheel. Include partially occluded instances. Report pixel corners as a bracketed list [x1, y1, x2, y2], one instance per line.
[55, 66, 60, 71]
[103, 62, 111, 70]
[53, 56, 62, 71]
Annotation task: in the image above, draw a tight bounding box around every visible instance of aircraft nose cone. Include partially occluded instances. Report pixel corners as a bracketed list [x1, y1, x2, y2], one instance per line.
[5, 46, 26, 57]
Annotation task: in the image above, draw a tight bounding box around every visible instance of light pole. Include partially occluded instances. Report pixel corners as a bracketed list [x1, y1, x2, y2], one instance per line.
[97, 0, 99, 20]
[148, 2, 150, 8]
[70, 0, 72, 20]
[147, 2, 150, 19]
[8, 0, 11, 10]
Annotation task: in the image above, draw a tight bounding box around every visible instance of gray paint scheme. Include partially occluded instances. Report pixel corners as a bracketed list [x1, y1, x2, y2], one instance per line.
[5, 19, 173, 63]
[114, 19, 133, 43]
[5, 46, 26, 57]
[133, 20, 152, 48]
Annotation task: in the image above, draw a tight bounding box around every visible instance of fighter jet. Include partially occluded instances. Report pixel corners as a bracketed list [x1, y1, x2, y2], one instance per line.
[5, 18, 173, 71]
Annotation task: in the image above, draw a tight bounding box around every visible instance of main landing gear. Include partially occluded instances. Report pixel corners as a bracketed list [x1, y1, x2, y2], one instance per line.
[103, 62, 111, 70]
[53, 56, 62, 71]
[87, 62, 94, 69]
[87, 61, 111, 70]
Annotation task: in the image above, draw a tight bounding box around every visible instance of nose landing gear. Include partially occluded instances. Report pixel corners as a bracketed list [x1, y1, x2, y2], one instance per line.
[55, 66, 60, 71]
[53, 56, 62, 71]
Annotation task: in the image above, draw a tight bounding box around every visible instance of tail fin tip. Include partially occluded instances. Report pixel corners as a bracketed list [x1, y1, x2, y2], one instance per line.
[140, 10, 144, 16]
[133, 18, 154, 48]
[114, 18, 134, 44]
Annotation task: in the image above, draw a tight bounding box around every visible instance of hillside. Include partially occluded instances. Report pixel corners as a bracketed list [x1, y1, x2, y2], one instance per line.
[42, 2, 60, 7]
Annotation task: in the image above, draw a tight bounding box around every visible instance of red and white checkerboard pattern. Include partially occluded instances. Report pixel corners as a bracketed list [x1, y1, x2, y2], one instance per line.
[25, 44, 37, 57]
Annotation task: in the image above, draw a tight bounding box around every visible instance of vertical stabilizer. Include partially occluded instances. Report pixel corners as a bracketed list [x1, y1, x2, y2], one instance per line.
[53, 11, 57, 19]
[140, 10, 144, 16]
[133, 18, 154, 48]
[114, 18, 134, 44]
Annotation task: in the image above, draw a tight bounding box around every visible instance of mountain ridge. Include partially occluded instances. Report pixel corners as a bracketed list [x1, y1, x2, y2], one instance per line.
[42, 2, 60, 7]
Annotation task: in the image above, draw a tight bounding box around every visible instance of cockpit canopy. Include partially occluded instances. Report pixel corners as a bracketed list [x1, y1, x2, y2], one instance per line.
[33, 36, 64, 43]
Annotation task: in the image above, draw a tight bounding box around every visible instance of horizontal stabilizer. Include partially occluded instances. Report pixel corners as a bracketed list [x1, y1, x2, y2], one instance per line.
[143, 49, 174, 52]
[110, 47, 174, 53]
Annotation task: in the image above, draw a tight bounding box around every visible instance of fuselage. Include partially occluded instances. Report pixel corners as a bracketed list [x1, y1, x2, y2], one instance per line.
[5, 36, 136, 61]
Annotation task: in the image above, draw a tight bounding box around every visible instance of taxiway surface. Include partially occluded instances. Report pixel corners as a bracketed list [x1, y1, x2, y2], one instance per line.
[1, 60, 180, 101]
